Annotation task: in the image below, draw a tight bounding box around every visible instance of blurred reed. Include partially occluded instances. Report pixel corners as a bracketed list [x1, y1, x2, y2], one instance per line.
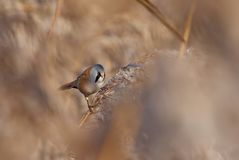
[0, 0, 239, 160]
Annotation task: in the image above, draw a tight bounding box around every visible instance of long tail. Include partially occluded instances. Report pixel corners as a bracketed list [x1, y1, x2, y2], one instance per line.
[59, 80, 77, 90]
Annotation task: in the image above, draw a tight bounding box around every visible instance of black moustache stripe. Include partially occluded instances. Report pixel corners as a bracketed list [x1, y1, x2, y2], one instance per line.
[95, 72, 101, 83]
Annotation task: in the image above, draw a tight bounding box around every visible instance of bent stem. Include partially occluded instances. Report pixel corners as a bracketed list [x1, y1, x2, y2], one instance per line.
[179, 0, 197, 58]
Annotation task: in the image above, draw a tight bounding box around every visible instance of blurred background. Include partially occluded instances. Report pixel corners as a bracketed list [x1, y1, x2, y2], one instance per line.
[0, 0, 239, 159]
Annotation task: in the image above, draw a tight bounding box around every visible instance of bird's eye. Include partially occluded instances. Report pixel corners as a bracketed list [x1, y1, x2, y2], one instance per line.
[95, 72, 101, 83]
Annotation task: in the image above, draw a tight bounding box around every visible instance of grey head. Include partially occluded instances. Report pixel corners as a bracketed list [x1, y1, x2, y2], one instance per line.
[90, 64, 105, 87]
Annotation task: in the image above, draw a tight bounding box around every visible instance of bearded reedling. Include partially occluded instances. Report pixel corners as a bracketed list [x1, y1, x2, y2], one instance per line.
[60, 64, 105, 112]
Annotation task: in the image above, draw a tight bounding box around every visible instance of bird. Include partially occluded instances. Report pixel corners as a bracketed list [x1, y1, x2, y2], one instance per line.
[60, 64, 105, 112]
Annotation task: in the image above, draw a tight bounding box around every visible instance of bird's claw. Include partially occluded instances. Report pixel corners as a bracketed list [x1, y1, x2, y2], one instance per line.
[88, 105, 95, 113]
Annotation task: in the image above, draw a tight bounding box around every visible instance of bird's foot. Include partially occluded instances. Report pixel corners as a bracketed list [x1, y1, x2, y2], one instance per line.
[85, 97, 98, 113]
[88, 105, 95, 113]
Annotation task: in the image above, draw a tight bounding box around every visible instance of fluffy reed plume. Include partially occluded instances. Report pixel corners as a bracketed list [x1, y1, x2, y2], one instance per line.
[0, 0, 239, 160]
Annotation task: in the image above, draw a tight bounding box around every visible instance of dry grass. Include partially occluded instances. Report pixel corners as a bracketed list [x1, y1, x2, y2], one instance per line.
[0, 0, 239, 159]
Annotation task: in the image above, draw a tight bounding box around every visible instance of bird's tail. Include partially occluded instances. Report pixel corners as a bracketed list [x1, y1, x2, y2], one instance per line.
[59, 80, 77, 90]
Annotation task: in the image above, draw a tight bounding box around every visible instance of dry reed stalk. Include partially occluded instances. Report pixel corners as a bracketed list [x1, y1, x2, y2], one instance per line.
[79, 110, 91, 127]
[136, 0, 185, 42]
[179, 0, 197, 58]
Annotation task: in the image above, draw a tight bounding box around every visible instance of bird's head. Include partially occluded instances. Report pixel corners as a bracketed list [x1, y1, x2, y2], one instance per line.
[91, 64, 105, 87]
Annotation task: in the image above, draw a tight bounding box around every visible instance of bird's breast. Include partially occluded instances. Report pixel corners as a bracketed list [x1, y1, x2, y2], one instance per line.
[78, 79, 99, 96]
